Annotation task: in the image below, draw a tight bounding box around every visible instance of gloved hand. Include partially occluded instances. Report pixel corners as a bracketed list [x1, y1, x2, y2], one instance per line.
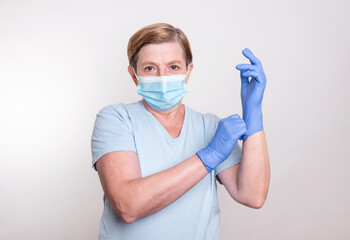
[197, 114, 247, 173]
[236, 48, 267, 140]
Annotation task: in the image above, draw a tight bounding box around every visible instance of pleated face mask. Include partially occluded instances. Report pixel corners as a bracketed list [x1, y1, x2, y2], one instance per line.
[133, 69, 188, 111]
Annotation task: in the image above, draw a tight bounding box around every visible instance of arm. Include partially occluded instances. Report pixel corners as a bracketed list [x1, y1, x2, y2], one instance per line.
[96, 151, 208, 224]
[218, 48, 270, 208]
[96, 114, 247, 224]
[217, 130, 270, 208]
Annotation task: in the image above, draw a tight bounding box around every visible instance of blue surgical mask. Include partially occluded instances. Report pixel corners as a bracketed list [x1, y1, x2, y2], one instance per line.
[133, 69, 188, 111]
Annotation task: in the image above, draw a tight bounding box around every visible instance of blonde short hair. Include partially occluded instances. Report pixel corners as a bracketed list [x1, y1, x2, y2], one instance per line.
[127, 23, 193, 72]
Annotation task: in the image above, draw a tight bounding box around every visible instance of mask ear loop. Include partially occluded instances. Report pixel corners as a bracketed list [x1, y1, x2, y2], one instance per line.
[184, 69, 189, 83]
[132, 68, 139, 81]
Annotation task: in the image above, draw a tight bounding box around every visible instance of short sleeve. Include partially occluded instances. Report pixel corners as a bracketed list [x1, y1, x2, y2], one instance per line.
[91, 104, 136, 171]
[214, 142, 242, 176]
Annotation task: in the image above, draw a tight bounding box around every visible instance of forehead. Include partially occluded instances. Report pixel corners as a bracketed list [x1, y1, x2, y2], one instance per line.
[138, 41, 185, 64]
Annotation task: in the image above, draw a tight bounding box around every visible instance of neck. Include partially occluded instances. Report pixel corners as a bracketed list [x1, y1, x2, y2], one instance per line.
[142, 99, 185, 120]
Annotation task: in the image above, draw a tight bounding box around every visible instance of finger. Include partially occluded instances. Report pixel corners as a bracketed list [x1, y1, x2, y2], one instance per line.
[242, 48, 262, 68]
[240, 123, 247, 134]
[236, 64, 259, 72]
[242, 70, 264, 85]
[243, 48, 265, 73]
[227, 114, 240, 119]
[239, 126, 247, 140]
[240, 69, 249, 85]
[240, 69, 249, 100]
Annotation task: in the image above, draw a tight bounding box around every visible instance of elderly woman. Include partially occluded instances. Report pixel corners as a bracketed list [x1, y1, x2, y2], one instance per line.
[91, 23, 270, 240]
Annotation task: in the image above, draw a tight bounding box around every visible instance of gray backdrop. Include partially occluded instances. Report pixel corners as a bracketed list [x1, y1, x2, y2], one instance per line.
[1, 0, 349, 239]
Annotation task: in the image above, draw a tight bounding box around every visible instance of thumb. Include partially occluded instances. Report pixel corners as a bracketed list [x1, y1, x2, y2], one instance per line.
[228, 114, 241, 119]
[239, 70, 249, 101]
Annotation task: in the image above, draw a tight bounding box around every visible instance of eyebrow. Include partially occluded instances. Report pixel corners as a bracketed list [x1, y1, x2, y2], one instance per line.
[141, 60, 183, 66]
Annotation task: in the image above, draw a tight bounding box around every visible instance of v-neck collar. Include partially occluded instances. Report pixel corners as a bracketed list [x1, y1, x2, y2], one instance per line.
[138, 100, 188, 143]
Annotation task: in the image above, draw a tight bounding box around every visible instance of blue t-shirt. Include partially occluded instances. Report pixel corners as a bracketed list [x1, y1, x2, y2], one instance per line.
[91, 100, 242, 240]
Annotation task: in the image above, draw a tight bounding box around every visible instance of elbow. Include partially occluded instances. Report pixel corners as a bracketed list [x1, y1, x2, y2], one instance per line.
[235, 193, 267, 209]
[120, 213, 136, 224]
[249, 198, 266, 209]
[249, 192, 268, 209]
[110, 197, 138, 224]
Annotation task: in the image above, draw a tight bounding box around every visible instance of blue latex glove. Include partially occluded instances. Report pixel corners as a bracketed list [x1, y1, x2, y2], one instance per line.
[236, 48, 267, 140]
[197, 114, 247, 172]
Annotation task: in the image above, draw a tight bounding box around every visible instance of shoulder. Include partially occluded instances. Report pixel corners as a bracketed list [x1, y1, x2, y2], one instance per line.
[93, 102, 143, 132]
[96, 101, 141, 120]
[92, 102, 141, 141]
[97, 102, 131, 115]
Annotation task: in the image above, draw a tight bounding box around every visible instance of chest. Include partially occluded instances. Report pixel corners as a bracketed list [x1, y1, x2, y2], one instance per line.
[131, 119, 207, 178]
[158, 120, 183, 138]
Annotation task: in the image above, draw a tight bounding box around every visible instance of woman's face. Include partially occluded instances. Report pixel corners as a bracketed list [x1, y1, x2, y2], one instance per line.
[136, 41, 191, 77]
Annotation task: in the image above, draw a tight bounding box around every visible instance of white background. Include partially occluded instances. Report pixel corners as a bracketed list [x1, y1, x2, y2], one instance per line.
[1, 0, 349, 239]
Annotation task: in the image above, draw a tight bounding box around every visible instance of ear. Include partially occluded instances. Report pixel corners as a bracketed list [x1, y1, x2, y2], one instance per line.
[128, 66, 138, 86]
[185, 63, 194, 84]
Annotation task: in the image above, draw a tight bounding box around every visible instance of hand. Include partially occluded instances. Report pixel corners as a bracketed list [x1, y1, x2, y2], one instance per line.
[236, 48, 267, 140]
[197, 114, 247, 172]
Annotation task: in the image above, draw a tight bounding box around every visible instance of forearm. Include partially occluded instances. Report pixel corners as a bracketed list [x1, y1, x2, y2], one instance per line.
[236, 130, 270, 208]
[114, 154, 208, 223]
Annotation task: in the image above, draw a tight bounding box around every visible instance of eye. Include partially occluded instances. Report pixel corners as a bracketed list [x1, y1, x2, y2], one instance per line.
[144, 66, 154, 72]
[170, 65, 179, 70]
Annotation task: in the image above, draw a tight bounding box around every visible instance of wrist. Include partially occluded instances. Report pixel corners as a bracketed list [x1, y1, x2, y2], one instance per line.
[196, 146, 226, 173]
[242, 110, 263, 140]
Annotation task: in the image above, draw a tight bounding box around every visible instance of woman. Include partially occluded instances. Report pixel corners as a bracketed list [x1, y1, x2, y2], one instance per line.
[91, 23, 270, 240]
